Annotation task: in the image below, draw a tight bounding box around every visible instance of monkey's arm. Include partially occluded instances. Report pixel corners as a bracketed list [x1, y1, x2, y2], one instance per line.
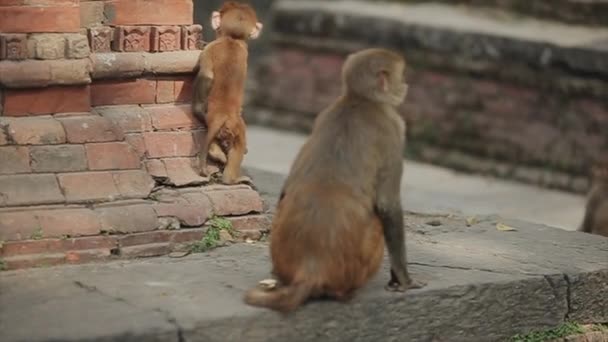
[192, 49, 214, 123]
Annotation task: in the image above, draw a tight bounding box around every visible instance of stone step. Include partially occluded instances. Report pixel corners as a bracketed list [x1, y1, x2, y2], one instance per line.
[1, 213, 606, 341]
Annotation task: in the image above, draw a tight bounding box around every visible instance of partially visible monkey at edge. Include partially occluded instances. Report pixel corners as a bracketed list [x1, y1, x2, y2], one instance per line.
[579, 160, 608, 237]
[244, 48, 426, 313]
[192, 1, 263, 184]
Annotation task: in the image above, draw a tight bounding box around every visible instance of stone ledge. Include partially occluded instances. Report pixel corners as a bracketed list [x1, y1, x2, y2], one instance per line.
[0, 213, 606, 341]
[272, 0, 608, 82]
[91, 51, 200, 79]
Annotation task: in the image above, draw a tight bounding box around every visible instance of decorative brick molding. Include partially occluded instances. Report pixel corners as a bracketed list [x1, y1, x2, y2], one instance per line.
[0, 0, 270, 270]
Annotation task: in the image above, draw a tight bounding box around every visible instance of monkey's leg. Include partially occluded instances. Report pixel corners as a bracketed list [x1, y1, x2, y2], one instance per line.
[378, 206, 425, 292]
[222, 120, 251, 185]
[199, 118, 226, 177]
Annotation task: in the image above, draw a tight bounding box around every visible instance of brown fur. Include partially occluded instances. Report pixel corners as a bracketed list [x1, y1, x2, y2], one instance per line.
[579, 162, 608, 237]
[192, 1, 262, 184]
[244, 48, 425, 313]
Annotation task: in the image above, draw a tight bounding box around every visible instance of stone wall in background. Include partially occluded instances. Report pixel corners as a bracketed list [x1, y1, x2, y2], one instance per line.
[245, 0, 608, 194]
[0, 0, 268, 271]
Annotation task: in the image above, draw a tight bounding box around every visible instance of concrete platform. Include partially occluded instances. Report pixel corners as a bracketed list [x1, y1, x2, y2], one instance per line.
[1, 213, 606, 342]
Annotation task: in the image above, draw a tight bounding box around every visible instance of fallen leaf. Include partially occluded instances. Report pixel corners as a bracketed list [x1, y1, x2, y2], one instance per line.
[496, 223, 517, 232]
[466, 216, 478, 227]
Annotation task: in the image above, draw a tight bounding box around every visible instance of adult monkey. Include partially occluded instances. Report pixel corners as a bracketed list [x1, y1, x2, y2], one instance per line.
[244, 48, 425, 313]
[192, 1, 262, 184]
[579, 159, 608, 237]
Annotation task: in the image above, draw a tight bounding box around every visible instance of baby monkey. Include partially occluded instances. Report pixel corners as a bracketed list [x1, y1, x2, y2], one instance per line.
[579, 160, 608, 237]
[244, 48, 425, 313]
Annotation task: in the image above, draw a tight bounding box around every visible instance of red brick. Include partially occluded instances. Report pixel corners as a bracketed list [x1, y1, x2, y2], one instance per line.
[0, 59, 91, 89]
[227, 214, 271, 232]
[88, 26, 113, 53]
[156, 79, 175, 103]
[58, 172, 120, 203]
[0, 5, 80, 33]
[174, 77, 194, 102]
[80, 0, 105, 28]
[154, 191, 212, 226]
[119, 230, 170, 247]
[151, 26, 181, 52]
[95, 203, 158, 233]
[112, 170, 155, 199]
[206, 187, 264, 216]
[30, 145, 87, 173]
[6, 117, 66, 145]
[3, 253, 65, 271]
[0, 146, 30, 174]
[1, 234, 118, 257]
[91, 79, 157, 106]
[3, 86, 90, 117]
[85, 142, 141, 170]
[181, 25, 202, 50]
[0, 33, 28, 60]
[162, 157, 207, 186]
[125, 134, 146, 157]
[36, 208, 102, 238]
[147, 104, 201, 130]
[0, 174, 64, 207]
[96, 106, 153, 133]
[112, 25, 151, 52]
[170, 228, 204, 243]
[65, 248, 112, 264]
[59, 115, 124, 143]
[104, 0, 194, 25]
[143, 131, 201, 158]
[0, 210, 41, 241]
[145, 159, 167, 178]
[120, 243, 172, 258]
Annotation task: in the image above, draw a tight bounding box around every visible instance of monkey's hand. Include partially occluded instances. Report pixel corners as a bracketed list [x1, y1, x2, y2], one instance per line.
[385, 269, 426, 292]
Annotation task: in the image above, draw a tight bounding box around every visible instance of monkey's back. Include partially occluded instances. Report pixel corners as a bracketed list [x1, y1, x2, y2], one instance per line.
[206, 38, 248, 117]
[270, 98, 404, 297]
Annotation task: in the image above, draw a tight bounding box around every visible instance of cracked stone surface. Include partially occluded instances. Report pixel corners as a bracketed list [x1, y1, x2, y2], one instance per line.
[1, 208, 606, 341]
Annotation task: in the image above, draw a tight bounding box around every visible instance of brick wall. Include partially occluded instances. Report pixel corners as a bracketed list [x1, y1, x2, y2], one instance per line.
[245, 1, 608, 194]
[0, 0, 268, 270]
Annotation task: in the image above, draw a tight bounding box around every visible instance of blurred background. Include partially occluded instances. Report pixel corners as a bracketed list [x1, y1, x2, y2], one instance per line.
[193, 0, 608, 231]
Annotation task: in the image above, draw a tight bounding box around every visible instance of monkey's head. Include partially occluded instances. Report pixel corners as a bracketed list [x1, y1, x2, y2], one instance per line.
[212, 1, 263, 40]
[591, 158, 608, 183]
[342, 48, 408, 106]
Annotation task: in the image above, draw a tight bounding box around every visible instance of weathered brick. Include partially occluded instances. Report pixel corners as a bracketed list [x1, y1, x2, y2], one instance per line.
[104, 0, 194, 25]
[90, 52, 145, 79]
[0, 146, 30, 174]
[3, 86, 90, 116]
[0, 4, 80, 33]
[112, 26, 151, 52]
[162, 157, 207, 186]
[0, 59, 91, 88]
[0, 33, 28, 60]
[29, 34, 66, 60]
[156, 79, 175, 103]
[120, 243, 172, 258]
[30, 145, 87, 173]
[3, 254, 66, 271]
[95, 203, 159, 233]
[112, 170, 155, 199]
[147, 104, 201, 130]
[122, 134, 145, 158]
[143, 131, 201, 158]
[65, 34, 91, 59]
[206, 187, 264, 216]
[119, 230, 170, 247]
[0, 174, 64, 207]
[174, 77, 194, 102]
[1, 234, 118, 257]
[143, 50, 199, 74]
[151, 26, 181, 52]
[0, 210, 41, 241]
[91, 79, 157, 106]
[65, 248, 112, 264]
[58, 172, 120, 203]
[227, 214, 271, 232]
[170, 228, 205, 243]
[36, 208, 102, 238]
[6, 117, 66, 145]
[145, 159, 167, 178]
[154, 191, 212, 226]
[59, 115, 124, 143]
[80, 0, 105, 28]
[181, 25, 203, 50]
[95, 105, 152, 133]
[85, 142, 141, 170]
[88, 26, 113, 53]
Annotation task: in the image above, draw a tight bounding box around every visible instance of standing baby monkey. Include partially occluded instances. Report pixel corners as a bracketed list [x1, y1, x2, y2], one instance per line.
[579, 161, 608, 237]
[244, 48, 425, 313]
[192, 1, 262, 184]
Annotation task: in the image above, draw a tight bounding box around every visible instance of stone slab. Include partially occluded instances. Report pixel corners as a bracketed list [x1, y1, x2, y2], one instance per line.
[1, 212, 606, 341]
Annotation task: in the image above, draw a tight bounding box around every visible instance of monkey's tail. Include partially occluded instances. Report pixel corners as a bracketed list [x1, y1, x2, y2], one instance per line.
[244, 282, 313, 313]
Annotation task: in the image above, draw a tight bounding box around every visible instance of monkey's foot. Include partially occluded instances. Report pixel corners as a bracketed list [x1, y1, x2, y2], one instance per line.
[221, 175, 253, 186]
[385, 279, 426, 292]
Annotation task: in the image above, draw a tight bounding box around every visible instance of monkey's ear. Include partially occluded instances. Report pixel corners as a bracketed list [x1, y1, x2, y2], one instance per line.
[377, 71, 389, 92]
[250, 22, 263, 39]
[211, 11, 221, 31]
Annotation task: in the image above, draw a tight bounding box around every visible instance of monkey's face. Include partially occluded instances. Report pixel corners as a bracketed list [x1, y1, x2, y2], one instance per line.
[592, 165, 608, 183]
[383, 62, 408, 106]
